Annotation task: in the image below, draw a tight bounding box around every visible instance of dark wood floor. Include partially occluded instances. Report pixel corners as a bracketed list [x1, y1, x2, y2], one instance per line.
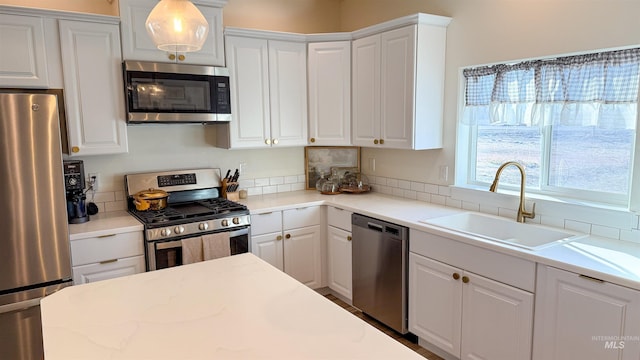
[324, 294, 444, 360]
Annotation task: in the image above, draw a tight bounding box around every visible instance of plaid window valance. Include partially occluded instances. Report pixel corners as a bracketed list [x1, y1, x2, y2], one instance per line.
[462, 48, 640, 129]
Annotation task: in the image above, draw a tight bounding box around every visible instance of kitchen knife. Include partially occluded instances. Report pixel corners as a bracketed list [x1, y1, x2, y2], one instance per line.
[224, 169, 231, 182]
[230, 169, 239, 182]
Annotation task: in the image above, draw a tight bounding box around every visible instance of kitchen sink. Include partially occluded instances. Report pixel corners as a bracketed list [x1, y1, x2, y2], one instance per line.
[420, 212, 586, 250]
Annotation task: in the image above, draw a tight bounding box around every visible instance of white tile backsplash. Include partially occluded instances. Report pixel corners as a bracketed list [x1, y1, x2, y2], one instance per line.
[95, 174, 307, 214]
[94, 169, 639, 245]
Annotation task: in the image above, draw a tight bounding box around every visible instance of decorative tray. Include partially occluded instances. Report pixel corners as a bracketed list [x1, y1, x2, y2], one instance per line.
[339, 185, 371, 194]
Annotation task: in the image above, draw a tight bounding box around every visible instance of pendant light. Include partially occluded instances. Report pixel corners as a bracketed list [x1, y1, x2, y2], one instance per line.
[145, 0, 209, 53]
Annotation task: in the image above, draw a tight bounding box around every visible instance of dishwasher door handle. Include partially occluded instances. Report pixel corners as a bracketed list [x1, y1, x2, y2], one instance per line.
[367, 222, 383, 232]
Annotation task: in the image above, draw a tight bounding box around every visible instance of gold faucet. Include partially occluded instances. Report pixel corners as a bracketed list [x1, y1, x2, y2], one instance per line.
[489, 161, 536, 223]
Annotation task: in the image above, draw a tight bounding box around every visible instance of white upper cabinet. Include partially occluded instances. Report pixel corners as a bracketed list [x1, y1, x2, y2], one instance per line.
[0, 13, 49, 87]
[58, 19, 128, 155]
[307, 40, 352, 146]
[352, 14, 450, 149]
[220, 29, 307, 149]
[119, 0, 226, 66]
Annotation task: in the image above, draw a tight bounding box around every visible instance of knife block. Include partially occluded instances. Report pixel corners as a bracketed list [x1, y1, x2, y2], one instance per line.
[222, 179, 240, 201]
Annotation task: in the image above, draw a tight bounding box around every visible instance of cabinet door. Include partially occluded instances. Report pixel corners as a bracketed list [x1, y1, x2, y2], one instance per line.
[533, 266, 640, 360]
[119, 0, 224, 65]
[268, 40, 308, 147]
[283, 225, 321, 289]
[409, 252, 462, 357]
[307, 41, 351, 146]
[225, 35, 271, 148]
[327, 226, 352, 300]
[461, 272, 533, 360]
[0, 14, 49, 87]
[351, 34, 381, 147]
[72, 255, 145, 285]
[380, 26, 415, 149]
[250, 232, 284, 271]
[58, 20, 128, 156]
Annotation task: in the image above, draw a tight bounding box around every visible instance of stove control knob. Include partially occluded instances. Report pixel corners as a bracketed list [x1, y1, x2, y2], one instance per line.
[160, 228, 172, 237]
[232, 217, 240, 225]
[199, 223, 209, 231]
[221, 219, 229, 227]
[174, 226, 185, 234]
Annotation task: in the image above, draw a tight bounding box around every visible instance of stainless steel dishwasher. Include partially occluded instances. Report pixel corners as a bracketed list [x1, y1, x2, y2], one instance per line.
[352, 213, 409, 334]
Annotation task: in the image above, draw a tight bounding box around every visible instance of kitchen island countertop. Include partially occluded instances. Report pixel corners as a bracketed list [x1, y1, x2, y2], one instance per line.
[41, 253, 424, 360]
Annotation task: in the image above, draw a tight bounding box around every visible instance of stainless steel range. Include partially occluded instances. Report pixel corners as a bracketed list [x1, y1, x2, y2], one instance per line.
[125, 168, 250, 271]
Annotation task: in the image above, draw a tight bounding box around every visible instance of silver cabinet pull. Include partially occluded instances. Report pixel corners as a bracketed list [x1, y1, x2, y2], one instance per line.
[97, 234, 117, 238]
[99, 259, 118, 264]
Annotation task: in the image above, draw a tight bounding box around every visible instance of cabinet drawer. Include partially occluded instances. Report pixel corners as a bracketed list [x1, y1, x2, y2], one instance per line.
[410, 229, 535, 292]
[70, 231, 144, 266]
[283, 206, 320, 229]
[251, 211, 283, 235]
[72, 255, 145, 285]
[327, 206, 353, 232]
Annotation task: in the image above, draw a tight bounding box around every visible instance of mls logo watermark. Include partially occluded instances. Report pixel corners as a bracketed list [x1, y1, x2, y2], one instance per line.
[592, 335, 639, 350]
[604, 340, 625, 349]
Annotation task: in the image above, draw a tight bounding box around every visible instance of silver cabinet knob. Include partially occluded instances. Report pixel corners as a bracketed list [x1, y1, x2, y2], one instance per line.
[272, 138, 279, 145]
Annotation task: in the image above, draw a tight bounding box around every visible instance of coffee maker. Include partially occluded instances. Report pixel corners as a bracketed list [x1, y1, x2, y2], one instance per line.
[63, 160, 89, 224]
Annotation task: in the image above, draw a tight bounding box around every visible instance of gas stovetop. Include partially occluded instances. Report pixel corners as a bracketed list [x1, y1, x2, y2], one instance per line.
[129, 198, 248, 225]
[124, 168, 251, 241]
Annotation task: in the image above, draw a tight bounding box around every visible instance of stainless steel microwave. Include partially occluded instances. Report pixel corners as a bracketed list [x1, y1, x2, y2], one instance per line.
[123, 61, 231, 123]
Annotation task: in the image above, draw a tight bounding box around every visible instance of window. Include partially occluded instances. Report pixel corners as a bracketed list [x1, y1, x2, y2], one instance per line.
[458, 48, 640, 206]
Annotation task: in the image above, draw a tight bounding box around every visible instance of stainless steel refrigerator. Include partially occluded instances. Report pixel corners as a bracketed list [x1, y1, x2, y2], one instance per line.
[0, 90, 73, 359]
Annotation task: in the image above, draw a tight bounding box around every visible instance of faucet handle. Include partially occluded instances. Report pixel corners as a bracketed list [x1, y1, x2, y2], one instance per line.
[524, 202, 536, 219]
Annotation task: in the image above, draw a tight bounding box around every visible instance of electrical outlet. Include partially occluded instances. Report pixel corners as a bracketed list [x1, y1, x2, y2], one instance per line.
[369, 158, 376, 172]
[88, 172, 99, 191]
[439, 165, 449, 182]
[239, 162, 247, 175]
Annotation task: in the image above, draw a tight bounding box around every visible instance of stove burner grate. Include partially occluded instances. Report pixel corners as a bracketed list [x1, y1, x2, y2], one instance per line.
[129, 198, 248, 225]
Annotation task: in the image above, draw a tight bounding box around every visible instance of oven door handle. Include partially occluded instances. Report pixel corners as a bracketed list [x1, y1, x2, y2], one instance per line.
[155, 227, 248, 251]
[228, 227, 249, 238]
[155, 239, 184, 250]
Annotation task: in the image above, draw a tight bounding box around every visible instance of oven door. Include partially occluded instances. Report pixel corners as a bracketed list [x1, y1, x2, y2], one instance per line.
[147, 227, 249, 271]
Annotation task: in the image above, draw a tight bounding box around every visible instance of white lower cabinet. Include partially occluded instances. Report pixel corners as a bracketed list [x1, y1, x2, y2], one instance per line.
[326, 206, 353, 300]
[70, 231, 145, 285]
[72, 256, 145, 284]
[533, 265, 640, 360]
[409, 229, 535, 360]
[409, 253, 533, 360]
[250, 206, 322, 288]
[327, 227, 352, 299]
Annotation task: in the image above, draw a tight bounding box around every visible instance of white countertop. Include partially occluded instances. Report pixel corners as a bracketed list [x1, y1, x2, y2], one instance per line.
[240, 191, 640, 291]
[68, 211, 143, 240]
[41, 253, 424, 360]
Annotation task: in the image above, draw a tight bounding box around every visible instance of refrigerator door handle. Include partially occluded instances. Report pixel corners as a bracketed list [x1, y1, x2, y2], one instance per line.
[0, 298, 40, 315]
